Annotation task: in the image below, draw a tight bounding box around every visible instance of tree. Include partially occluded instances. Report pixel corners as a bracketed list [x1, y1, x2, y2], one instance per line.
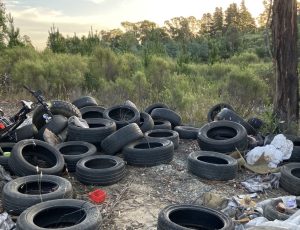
[0, 0, 6, 50]
[271, 0, 298, 132]
[239, 0, 256, 32]
[6, 13, 24, 48]
[47, 25, 66, 53]
[212, 7, 223, 36]
[224, 3, 239, 31]
[200, 13, 213, 36]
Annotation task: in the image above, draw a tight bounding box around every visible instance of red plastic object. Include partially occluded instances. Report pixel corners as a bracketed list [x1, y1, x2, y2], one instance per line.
[88, 189, 106, 203]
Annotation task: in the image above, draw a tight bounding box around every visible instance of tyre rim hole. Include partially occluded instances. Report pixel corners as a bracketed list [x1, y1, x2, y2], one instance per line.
[109, 108, 135, 122]
[18, 181, 59, 195]
[291, 168, 300, 178]
[169, 209, 225, 229]
[293, 141, 300, 146]
[148, 132, 173, 138]
[33, 206, 86, 228]
[60, 145, 89, 156]
[135, 142, 163, 149]
[82, 111, 103, 119]
[154, 121, 164, 125]
[197, 156, 228, 165]
[87, 123, 105, 128]
[85, 158, 117, 169]
[22, 145, 56, 168]
[207, 127, 237, 140]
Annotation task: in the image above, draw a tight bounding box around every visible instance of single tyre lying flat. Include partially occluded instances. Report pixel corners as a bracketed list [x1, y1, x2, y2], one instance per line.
[174, 126, 200, 140]
[280, 163, 300, 195]
[144, 129, 179, 149]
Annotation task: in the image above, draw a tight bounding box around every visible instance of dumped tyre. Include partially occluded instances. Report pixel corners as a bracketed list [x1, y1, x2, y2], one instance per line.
[12, 124, 38, 142]
[124, 100, 139, 111]
[103, 104, 140, 129]
[151, 108, 182, 127]
[207, 103, 234, 122]
[68, 118, 116, 146]
[0, 142, 14, 170]
[145, 129, 179, 149]
[8, 139, 65, 176]
[264, 198, 300, 221]
[80, 106, 106, 119]
[36, 115, 68, 140]
[2, 175, 73, 215]
[215, 108, 256, 135]
[144, 103, 169, 114]
[139, 112, 154, 133]
[76, 155, 126, 185]
[153, 120, 172, 130]
[247, 117, 264, 130]
[188, 151, 238, 181]
[157, 204, 234, 230]
[197, 121, 248, 153]
[72, 96, 98, 109]
[33, 100, 81, 130]
[123, 138, 174, 166]
[16, 199, 102, 230]
[174, 126, 200, 140]
[280, 163, 300, 195]
[56, 141, 97, 172]
[101, 123, 143, 155]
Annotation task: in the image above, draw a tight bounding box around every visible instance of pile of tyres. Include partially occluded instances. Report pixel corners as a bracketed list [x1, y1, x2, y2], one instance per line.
[1, 98, 300, 229]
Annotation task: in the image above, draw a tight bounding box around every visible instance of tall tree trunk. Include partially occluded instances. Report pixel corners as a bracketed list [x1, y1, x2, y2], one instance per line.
[271, 0, 298, 133]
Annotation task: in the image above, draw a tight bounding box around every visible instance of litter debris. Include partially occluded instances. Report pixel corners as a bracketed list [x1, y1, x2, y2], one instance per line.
[241, 173, 281, 193]
[246, 134, 293, 168]
[68, 116, 89, 128]
[0, 212, 15, 230]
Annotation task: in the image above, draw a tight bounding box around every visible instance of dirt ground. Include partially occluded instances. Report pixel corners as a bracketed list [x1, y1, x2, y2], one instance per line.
[0, 102, 289, 229]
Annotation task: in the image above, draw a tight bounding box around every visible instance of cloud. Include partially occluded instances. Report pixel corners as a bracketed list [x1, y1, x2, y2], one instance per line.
[83, 0, 106, 4]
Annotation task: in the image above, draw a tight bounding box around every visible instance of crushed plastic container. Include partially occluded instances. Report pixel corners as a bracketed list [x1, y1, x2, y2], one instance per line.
[89, 189, 106, 203]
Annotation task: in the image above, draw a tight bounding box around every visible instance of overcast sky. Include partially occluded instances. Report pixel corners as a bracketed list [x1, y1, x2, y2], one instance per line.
[4, 0, 264, 49]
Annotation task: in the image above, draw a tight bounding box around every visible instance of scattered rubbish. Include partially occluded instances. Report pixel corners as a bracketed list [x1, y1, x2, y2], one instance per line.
[246, 134, 293, 168]
[241, 173, 281, 193]
[89, 189, 107, 203]
[0, 212, 15, 230]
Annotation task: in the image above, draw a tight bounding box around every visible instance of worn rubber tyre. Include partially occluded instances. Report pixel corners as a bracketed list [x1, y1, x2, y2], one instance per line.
[16, 199, 102, 230]
[72, 96, 98, 109]
[80, 106, 106, 119]
[124, 100, 139, 111]
[145, 129, 179, 149]
[33, 100, 81, 130]
[36, 115, 68, 140]
[12, 124, 38, 142]
[197, 121, 248, 153]
[67, 118, 116, 145]
[157, 204, 234, 230]
[144, 103, 169, 114]
[8, 139, 65, 176]
[153, 120, 172, 130]
[123, 138, 174, 166]
[139, 112, 154, 133]
[264, 198, 300, 221]
[174, 126, 200, 140]
[103, 105, 140, 129]
[280, 163, 300, 195]
[0, 142, 14, 170]
[151, 108, 182, 127]
[188, 151, 238, 181]
[101, 123, 143, 155]
[207, 103, 234, 122]
[76, 155, 126, 185]
[247, 117, 264, 130]
[215, 108, 256, 135]
[2, 175, 73, 215]
[56, 141, 97, 172]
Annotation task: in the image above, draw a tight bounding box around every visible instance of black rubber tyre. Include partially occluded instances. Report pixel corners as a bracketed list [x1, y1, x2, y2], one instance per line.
[139, 112, 154, 133]
[8, 139, 65, 176]
[103, 104, 140, 129]
[264, 198, 300, 221]
[36, 115, 68, 140]
[72, 96, 98, 109]
[80, 106, 106, 119]
[16, 199, 102, 230]
[67, 118, 116, 145]
[101, 123, 143, 155]
[247, 117, 264, 130]
[12, 124, 38, 142]
[33, 100, 81, 130]
[151, 108, 182, 127]
[197, 121, 248, 153]
[144, 129, 179, 149]
[144, 103, 169, 114]
[157, 204, 234, 230]
[215, 108, 256, 135]
[0, 142, 14, 170]
[124, 100, 139, 111]
[123, 138, 174, 166]
[174, 126, 200, 140]
[207, 103, 234, 122]
[76, 155, 126, 185]
[280, 163, 300, 195]
[153, 120, 172, 130]
[56, 141, 97, 172]
[2, 175, 73, 215]
[188, 151, 238, 181]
